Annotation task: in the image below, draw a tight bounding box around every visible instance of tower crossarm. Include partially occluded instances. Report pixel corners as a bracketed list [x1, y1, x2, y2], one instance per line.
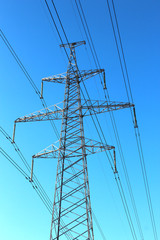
[42, 73, 67, 84]
[81, 100, 134, 116]
[84, 138, 114, 155]
[33, 144, 59, 159]
[41, 69, 104, 85]
[14, 100, 133, 123]
[32, 138, 114, 160]
[15, 103, 63, 123]
[30, 138, 115, 184]
[79, 69, 104, 83]
[60, 40, 86, 49]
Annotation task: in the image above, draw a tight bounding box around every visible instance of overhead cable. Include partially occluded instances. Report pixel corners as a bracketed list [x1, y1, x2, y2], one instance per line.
[43, 1, 139, 239]
[0, 126, 73, 240]
[73, 1, 142, 239]
[105, 1, 158, 239]
[42, 1, 112, 239]
[0, 29, 59, 139]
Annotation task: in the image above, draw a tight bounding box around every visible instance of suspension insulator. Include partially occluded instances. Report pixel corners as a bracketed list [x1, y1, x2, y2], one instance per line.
[103, 71, 106, 89]
[133, 106, 138, 128]
[12, 122, 16, 143]
[40, 80, 43, 99]
[114, 149, 118, 174]
[30, 157, 34, 182]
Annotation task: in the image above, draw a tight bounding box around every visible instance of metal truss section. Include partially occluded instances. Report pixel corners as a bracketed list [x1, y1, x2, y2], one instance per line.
[81, 99, 134, 116]
[14, 40, 133, 240]
[79, 69, 104, 83]
[15, 103, 63, 123]
[42, 69, 104, 85]
[42, 73, 67, 84]
[33, 138, 114, 159]
[50, 42, 95, 240]
[33, 144, 59, 159]
[15, 100, 133, 124]
[60, 40, 86, 49]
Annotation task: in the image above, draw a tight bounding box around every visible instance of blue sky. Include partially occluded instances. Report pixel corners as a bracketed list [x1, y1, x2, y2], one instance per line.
[0, 0, 160, 239]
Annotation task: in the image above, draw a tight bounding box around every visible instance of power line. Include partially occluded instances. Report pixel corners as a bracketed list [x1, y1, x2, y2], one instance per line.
[39, 2, 110, 238]
[0, 22, 104, 240]
[42, 1, 139, 239]
[0, 146, 55, 215]
[73, 1, 160, 240]
[105, 1, 158, 239]
[39, 1, 113, 238]
[73, 1, 143, 239]
[0, 29, 86, 240]
[0, 29, 59, 139]
[0, 126, 74, 240]
[80, 59, 138, 240]
[0, 126, 53, 211]
[0, 147, 29, 179]
[0, 2, 146, 240]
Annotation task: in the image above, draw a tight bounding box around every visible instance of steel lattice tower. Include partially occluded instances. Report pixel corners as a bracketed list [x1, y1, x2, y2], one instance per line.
[50, 41, 95, 239]
[13, 41, 133, 240]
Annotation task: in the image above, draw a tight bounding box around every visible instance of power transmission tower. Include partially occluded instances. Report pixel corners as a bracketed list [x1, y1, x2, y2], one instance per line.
[13, 41, 133, 239]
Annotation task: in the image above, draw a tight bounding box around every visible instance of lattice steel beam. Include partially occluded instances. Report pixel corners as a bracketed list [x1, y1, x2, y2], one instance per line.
[14, 100, 133, 124]
[13, 40, 133, 239]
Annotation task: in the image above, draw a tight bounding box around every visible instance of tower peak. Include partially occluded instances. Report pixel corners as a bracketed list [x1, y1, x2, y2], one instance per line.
[60, 40, 86, 49]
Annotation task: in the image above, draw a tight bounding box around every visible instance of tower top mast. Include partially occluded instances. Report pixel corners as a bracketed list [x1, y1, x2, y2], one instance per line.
[60, 40, 86, 49]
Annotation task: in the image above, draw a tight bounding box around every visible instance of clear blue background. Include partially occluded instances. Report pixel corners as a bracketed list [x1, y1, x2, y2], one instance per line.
[0, 0, 160, 239]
